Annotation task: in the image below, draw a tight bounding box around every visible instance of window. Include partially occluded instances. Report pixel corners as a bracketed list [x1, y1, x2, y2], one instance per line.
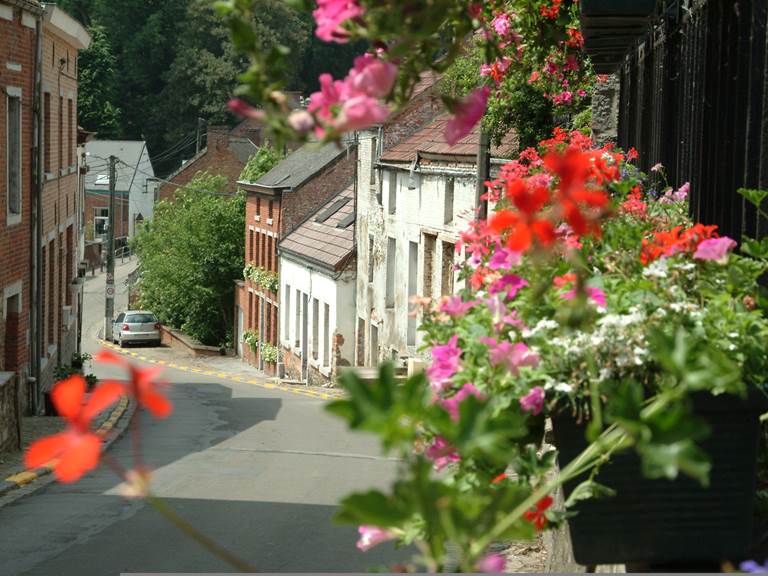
[367, 235, 375, 282]
[323, 303, 330, 367]
[44, 92, 51, 174]
[441, 241, 455, 296]
[48, 239, 55, 345]
[249, 229, 254, 262]
[125, 313, 158, 324]
[66, 226, 73, 305]
[248, 292, 253, 329]
[388, 172, 397, 215]
[284, 286, 291, 339]
[7, 91, 21, 218]
[58, 96, 63, 172]
[423, 233, 436, 298]
[312, 298, 319, 359]
[370, 136, 378, 185]
[268, 200, 273, 220]
[386, 237, 396, 308]
[408, 241, 418, 346]
[260, 232, 266, 267]
[356, 318, 365, 366]
[256, 197, 261, 216]
[444, 177, 454, 224]
[267, 236, 273, 272]
[68, 99, 73, 166]
[295, 289, 301, 347]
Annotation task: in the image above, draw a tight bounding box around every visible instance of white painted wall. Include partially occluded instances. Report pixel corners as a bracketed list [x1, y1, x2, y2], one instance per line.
[279, 255, 355, 380]
[128, 146, 155, 237]
[355, 129, 475, 367]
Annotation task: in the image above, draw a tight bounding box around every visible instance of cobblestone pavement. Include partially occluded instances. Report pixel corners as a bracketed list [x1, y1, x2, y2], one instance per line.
[0, 416, 65, 480]
[503, 538, 547, 572]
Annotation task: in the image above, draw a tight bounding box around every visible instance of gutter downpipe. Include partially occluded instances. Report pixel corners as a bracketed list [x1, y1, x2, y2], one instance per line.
[30, 7, 44, 414]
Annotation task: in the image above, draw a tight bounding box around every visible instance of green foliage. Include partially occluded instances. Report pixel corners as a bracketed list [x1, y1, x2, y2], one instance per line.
[242, 329, 259, 352]
[239, 146, 283, 182]
[260, 342, 279, 363]
[131, 173, 245, 346]
[243, 263, 279, 292]
[77, 25, 123, 139]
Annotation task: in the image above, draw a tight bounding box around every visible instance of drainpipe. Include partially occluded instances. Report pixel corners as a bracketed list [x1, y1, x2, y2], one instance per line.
[30, 8, 44, 414]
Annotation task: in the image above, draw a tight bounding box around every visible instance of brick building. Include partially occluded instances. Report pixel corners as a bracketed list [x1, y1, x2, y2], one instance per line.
[0, 0, 38, 449]
[39, 4, 91, 395]
[156, 120, 263, 203]
[234, 140, 356, 374]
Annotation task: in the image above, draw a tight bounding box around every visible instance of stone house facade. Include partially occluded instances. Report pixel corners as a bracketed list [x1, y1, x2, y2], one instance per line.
[156, 120, 263, 203]
[355, 113, 516, 369]
[234, 141, 356, 375]
[278, 184, 355, 386]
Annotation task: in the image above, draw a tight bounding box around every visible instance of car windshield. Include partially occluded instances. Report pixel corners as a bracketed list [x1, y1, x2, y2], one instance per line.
[125, 313, 157, 324]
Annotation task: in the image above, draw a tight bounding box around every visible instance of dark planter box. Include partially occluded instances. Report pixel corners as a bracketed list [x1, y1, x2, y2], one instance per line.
[581, 0, 657, 17]
[553, 390, 767, 565]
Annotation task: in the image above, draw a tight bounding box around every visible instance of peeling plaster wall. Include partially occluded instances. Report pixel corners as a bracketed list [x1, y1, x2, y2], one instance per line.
[355, 131, 476, 367]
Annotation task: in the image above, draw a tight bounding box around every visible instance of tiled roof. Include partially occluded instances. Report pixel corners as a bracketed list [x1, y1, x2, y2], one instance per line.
[248, 140, 351, 189]
[380, 113, 517, 163]
[280, 184, 355, 271]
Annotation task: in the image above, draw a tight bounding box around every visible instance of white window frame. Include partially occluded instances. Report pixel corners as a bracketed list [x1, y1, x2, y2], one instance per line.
[6, 87, 22, 226]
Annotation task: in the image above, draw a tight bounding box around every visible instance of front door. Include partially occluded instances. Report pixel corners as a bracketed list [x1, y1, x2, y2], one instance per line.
[236, 306, 244, 357]
[301, 294, 309, 381]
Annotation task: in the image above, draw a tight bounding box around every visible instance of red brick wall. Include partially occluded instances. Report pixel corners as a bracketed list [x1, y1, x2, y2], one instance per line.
[157, 125, 252, 203]
[383, 81, 443, 150]
[0, 4, 36, 382]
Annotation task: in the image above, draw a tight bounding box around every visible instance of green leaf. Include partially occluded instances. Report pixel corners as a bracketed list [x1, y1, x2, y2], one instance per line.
[564, 480, 617, 508]
[637, 439, 712, 486]
[335, 490, 411, 527]
[738, 187, 768, 208]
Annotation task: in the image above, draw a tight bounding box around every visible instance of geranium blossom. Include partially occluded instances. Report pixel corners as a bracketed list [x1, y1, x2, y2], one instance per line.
[562, 286, 607, 308]
[356, 525, 395, 551]
[313, 0, 363, 43]
[693, 237, 736, 263]
[95, 349, 172, 418]
[524, 496, 553, 530]
[25, 375, 124, 482]
[425, 436, 460, 470]
[477, 553, 506, 573]
[488, 274, 528, 300]
[438, 295, 477, 317]
[483, 339, 540, 375]
[519, 386, 545, 415]
[441, 383, 485, 421]
[445, 86, 490, 146]
[426, 335, 462, 391]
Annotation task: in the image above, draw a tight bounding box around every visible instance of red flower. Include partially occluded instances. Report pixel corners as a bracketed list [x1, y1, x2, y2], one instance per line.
[540, 0, 562, 19]
[640, 224, 719, 265]
[95, 349, 172, 418]
[491, 472, 508, 484]
[25, 376, 124, 482]
[524, 495, 553, 530]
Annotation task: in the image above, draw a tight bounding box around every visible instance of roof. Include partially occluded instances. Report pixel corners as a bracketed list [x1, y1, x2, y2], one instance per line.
[228, 138, 258, 164]
[380, 113, 517, 163]
[280, 184, 355, 271]
[247, 140, 351, 189]
[84, 140, 153, 191]
[43, 4, 91, 49]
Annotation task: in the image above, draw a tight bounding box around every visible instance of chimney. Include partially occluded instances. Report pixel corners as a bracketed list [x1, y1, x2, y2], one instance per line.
[206, 125, 230, 151]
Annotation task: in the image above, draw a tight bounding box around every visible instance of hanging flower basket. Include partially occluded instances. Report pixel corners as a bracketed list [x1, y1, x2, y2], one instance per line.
[553, 390, 767, 566]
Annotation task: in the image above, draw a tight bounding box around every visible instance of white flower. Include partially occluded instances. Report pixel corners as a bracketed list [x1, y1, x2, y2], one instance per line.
[643, 259, 669, 279]
[554, 382, 573, 393]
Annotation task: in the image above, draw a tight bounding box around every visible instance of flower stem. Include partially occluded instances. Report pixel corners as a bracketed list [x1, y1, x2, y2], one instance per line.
[147, 493, 257, 572]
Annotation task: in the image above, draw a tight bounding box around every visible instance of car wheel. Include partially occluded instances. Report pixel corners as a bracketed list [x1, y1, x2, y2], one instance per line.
[119, 338, 124, 348]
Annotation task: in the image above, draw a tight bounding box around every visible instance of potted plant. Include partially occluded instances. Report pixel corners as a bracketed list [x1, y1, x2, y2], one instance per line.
[326, 130, 768, 571]
[242, 329, 259, 354]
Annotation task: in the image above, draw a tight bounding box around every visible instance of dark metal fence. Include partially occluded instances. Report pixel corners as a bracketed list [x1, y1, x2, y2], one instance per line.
[616, 0, 768, 241]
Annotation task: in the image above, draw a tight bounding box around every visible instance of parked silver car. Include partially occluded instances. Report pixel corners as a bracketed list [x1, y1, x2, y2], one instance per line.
[112, 310, 161, 347]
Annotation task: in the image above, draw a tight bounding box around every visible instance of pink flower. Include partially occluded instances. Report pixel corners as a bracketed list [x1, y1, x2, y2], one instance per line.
[562, 286, 606, 308]
[313, 0, 363, 43]
[491, 13, 512, 37]
[485, 340, 540, 376]
[426, 436, 460, 470]
[348, 53, 398, 99]
[488, 274, 528, 300]
[441, 383, 485, 421]
[488, 245, 522, 270]
[477, 553, 506, 573]
[228, 98, 266, 122]
[485, 296, 527, 331]
[520, 386, 545, 415]
[426, 336, 462, 391]
[336, 94, 390, 132]
[288, 110, 315, 133]
[528, 70, 540, 84]
[693, 237, 737, 263]
[445, 87, 490, 146]
[356, 525, 395, 551]
[438, 296, 477, 317]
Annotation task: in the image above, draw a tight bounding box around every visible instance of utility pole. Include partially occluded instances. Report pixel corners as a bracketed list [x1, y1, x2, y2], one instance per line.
[195, 117, 205, 155]
[104, 155, 117, 341]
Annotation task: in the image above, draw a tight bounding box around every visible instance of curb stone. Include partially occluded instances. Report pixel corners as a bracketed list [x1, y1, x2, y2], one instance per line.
[0, 395, 135, 499]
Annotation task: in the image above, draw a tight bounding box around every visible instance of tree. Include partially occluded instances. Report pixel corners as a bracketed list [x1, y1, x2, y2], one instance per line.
[130, 173, 245, 347]
[76, 25, 123, 138]
[239, 145, 283, 183]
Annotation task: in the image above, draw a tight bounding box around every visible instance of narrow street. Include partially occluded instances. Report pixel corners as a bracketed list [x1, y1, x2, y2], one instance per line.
[0, 261, 405, 575]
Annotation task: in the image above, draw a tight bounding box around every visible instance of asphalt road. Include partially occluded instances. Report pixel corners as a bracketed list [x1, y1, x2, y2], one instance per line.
[0, 261, 406, 575]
